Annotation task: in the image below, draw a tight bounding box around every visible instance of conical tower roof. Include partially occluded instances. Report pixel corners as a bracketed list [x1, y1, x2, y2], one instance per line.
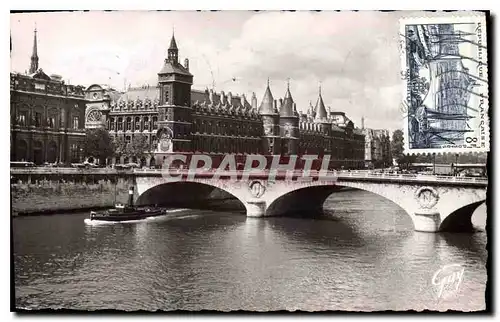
[314, 85, 328, 121]
[280, 80, 295, 117]
[258, 79, 275, 115]
[169, 33, 178, 50]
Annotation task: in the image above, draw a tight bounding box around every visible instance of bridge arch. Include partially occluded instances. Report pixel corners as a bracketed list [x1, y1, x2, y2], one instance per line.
[439, 200, 486, 232]
[264, 182, 417, 228]
[136, 180, 247, 213]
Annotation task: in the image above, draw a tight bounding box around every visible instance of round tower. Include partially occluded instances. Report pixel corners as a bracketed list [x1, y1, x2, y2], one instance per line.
[258, 79, 280, 155]
[278, 80, 299, 156]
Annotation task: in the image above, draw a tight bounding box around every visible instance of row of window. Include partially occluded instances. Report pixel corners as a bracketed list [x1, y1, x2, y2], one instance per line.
[109, 116, 158, 131]
[14, 140, 82, 164]
[15, 111, 80, 129]
[192, 137, 261, 154]
[192, 118, 262, 137]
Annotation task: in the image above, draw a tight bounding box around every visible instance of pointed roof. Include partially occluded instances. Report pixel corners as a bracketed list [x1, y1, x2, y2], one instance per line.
[279, 80, 295, 117]
[29, 27, 39, 74]
[169, 32, 178, 51]
[258, 79, 275, 115]
[31, 27, 38, 59]
[314, 85, 328, 121]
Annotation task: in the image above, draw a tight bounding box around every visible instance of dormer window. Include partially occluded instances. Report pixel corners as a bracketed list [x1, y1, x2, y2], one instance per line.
[34, 83, 45, 91]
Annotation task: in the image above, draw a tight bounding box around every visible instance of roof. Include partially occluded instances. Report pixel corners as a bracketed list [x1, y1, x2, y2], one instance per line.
[169, 34, 178, 50]
[117, 86, 159, 103]
[314, 91, 328, 120]
[258, 84, 275, 115]
[279, 86, 295, 117]
[158, 61, 193, 76]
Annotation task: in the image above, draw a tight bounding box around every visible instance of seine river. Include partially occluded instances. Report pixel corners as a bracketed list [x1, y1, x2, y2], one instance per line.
[13, 189, 487, 312]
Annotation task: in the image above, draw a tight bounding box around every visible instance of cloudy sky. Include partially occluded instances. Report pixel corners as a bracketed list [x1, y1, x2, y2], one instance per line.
[11, 11, 409, 130]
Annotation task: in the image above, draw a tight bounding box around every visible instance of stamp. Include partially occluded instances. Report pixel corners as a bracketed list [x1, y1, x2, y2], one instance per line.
[400, 13, 489, 154]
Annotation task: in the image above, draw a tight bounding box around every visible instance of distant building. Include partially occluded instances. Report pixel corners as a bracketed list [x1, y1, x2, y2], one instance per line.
[363, 128, 391, 168]
[84, 32, 366, 168]
[10, 28, 87, 164]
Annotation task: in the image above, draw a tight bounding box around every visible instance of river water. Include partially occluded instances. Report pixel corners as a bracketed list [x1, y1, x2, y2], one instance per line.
[13, 189, 487, 312]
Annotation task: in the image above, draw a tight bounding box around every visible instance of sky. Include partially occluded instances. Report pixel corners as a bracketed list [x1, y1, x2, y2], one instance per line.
[11, 11, 409, 131]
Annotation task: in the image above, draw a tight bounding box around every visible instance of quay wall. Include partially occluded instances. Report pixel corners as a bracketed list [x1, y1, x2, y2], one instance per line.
[10, 169, 234, 216]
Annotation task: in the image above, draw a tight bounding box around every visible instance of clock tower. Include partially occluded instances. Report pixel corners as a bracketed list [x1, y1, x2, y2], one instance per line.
[156, 32, 193, 163]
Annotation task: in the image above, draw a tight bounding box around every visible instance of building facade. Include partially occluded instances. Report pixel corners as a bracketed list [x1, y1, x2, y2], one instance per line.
[363, 128, 391, 168]
[10, 29, 87, 165]
[85, 33, 366, 169]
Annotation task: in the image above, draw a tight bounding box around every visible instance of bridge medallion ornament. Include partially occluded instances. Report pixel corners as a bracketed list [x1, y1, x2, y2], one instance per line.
[415, 187, 439, 209]
[249, 181, 266, 198]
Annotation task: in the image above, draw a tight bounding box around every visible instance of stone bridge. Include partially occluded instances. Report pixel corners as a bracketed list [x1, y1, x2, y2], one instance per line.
[134, 169, 488, 233]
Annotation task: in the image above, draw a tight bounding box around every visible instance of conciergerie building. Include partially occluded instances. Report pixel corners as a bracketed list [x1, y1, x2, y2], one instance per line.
[11, 29, 365, 168]
[86, 33, 365, 169]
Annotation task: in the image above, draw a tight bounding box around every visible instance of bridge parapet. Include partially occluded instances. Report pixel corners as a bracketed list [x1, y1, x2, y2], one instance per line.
[133, 168, 487, 233]
[132, 168, 488, 186]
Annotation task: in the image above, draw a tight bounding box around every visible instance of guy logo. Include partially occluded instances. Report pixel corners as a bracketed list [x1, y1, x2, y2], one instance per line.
[432, 264, 465, 299]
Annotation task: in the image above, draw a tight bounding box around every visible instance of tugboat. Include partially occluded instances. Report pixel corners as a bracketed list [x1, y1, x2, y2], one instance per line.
[89, 186, 166, 222]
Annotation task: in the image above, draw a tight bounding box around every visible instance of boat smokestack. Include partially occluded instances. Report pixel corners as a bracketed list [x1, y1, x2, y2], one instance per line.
[128, 186, 134, 207]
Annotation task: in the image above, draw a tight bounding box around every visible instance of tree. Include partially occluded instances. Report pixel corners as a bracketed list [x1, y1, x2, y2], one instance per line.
[82, 128, 115, 165]
[113, 136, 127, 158]
[391, 129, 416, 168]
[125, 134, 150, 163]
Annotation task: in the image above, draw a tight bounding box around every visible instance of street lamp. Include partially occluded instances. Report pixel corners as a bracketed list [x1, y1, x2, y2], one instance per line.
[432, 153, 436, 175]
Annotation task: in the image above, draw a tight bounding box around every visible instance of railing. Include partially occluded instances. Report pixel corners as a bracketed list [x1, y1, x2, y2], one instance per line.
[10, 167, 488, 184]
[10, 167, 120, 175]
[132, 168, 488, 184]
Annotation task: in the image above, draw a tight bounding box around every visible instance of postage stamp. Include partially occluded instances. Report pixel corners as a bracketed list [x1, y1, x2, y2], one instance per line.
[400, 13, 489, 154]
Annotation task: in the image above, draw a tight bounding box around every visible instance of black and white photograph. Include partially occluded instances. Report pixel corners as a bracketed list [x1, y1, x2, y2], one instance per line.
[9, 9, 490, 313]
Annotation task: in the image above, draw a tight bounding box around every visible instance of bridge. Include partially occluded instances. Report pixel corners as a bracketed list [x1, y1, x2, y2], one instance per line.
[133, 168, 488, 233]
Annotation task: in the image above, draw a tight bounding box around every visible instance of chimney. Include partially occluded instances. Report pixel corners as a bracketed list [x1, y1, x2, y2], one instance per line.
[251, 92, 257, 110]
[221, 91, 226, 105]
[241, 93, 246, 107]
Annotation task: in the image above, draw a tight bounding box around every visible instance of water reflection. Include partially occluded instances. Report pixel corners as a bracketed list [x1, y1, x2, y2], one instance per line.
[13, 189, 487, 311]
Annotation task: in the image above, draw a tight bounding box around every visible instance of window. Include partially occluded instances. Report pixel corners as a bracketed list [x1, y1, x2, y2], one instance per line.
[117, 117, 123, 131]
[34, 112, 42, 127]
[125, 136, 131, 145]
[70, 144, 79, 162]
[48, 116, 56, 129]
[17, 111, 27, 126]
[126, 117, 132, 131]
[144, 117, 149, 130]
[135, 117, 141, 131]
[165, 89, 169, 104]
[110, 117, 115, 131]
[73, 116, 79, 129]
[152, 116, 158, 130]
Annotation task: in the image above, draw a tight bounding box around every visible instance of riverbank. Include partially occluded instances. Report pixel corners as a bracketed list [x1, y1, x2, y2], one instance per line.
[11, 178, 238, 217]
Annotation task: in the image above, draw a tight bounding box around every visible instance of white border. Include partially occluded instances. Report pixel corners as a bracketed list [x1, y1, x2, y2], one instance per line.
[4, 2, 497, 321]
